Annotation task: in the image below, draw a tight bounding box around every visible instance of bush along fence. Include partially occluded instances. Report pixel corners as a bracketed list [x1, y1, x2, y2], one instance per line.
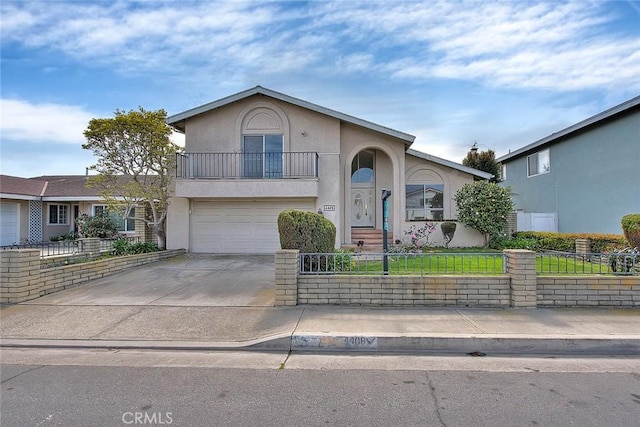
[275, 248, 639, 308]
[1, 247, 186, 304]
[1, 237, 141, 265]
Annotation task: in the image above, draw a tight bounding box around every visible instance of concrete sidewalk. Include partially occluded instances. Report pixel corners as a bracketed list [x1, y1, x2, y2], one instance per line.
[1, 304, 639, 356]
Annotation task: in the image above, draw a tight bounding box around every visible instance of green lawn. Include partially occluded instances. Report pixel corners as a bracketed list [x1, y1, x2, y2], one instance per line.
[317, 252, 615, 275]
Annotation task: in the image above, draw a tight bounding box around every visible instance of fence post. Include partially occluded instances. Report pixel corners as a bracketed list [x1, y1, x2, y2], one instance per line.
[0, 249, 43, 303]
[79, 238, 101, 255]
[275, 250, 299, 306]
[504, 249, 538, 308]
[575, 238, 591, 256]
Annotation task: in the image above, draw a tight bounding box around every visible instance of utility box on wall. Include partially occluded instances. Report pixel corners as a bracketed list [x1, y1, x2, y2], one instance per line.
[516, 212, 558, 233]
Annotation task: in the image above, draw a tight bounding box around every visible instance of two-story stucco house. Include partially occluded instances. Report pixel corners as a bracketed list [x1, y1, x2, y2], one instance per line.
[165, 86, 492, 253]
[497, 95, 640, 235]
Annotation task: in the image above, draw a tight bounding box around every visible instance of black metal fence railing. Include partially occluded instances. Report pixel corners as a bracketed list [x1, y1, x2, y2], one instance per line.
[1, 240, 80, 257]
[298, 251, 640, 276]
[176, 152, 319, 179]
[299, 252, 507, 276]
[537, 251, 640, 275]
[1, 236, 141, 258]
[99, 236, 139, 251]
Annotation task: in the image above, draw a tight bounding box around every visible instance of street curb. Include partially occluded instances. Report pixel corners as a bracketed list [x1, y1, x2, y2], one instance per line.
[0, 333, 292, 352]
[290, 334, 640, 355]
[3, 334, 640, 355]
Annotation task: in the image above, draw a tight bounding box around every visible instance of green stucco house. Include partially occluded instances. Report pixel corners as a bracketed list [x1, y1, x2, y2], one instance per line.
[497, 95, 640, 235]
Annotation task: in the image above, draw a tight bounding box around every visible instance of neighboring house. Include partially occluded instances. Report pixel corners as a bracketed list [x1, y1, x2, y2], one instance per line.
[0, 175, 150, 245]
[497, 95, 640, 235]
[165, 86, 492, 254]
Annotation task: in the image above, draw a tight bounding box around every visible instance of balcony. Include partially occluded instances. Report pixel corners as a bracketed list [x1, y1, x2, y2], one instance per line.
[177, 152, 318, 179]
[175, 152, 320, 198]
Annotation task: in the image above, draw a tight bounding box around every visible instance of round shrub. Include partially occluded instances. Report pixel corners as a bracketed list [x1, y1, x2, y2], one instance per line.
[278, 210, 336, 253]
[621, 214, 640, 248]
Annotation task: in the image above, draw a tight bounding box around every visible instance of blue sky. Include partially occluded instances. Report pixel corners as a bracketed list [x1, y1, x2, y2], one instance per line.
[1, 0, 639, 177]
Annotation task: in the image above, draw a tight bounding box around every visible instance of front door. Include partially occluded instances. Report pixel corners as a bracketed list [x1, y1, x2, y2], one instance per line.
[351, 187, 374, 227]
[351, 150, 375, 227]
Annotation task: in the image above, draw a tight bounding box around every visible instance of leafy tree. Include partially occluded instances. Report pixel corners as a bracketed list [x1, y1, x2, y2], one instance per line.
[454, 181, 513, 247]
[462, 147, 501, 182]
[83, 108, 179, 249]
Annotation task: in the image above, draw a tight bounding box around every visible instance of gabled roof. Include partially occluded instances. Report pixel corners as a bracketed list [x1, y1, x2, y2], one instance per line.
[497, 95, 640, 163]
[0, 175, 133, 201]
[406, 149, 494, 180]
[0, 175, 48, 199]
[167, 86, 416, 145]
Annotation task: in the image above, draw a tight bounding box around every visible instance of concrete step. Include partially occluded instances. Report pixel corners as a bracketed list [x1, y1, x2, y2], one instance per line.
[351, 228, 394, 246]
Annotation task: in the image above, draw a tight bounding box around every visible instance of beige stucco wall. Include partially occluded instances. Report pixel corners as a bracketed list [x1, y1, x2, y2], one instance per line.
[166, 197, 190, 250]
[339, 123, 407, 245]
[170, 93, 486, 250]
[177, 95, 344, 248]
[402, 154, 485, 247]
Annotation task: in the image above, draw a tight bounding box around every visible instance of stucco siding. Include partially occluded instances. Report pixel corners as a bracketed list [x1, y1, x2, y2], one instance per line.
[502, 110, 640, 234]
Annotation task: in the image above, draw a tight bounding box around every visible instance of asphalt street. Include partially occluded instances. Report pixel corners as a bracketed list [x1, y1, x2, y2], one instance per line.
[2, 357, 639, 427]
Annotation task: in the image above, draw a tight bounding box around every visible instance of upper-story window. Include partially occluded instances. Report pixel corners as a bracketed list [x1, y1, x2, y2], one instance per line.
[48, 204, 69, 225]
[242, 134, 283, 178]
[527, 149, 550, 177]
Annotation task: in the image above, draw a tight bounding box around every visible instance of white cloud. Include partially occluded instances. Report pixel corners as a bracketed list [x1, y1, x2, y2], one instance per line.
[0, 99, 93, 144]
[1, 1, 638, 92]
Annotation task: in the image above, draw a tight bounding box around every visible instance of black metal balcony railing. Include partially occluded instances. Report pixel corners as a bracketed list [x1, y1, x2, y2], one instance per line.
[176, 152, 319, 179]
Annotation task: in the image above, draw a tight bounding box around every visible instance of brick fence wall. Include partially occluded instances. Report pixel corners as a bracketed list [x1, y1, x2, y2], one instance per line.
[298, 275, 511, 307]
[275, 250, 640, 308]
[538, 276, 639, 307]
[1, 248, 186, 304]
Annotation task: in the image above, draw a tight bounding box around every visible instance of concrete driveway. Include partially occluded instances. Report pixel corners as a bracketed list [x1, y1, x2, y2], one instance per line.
[24, 254, 276, 307]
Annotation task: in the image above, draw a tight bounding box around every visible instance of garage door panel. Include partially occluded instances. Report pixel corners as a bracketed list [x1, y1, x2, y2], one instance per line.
[191, 200, 314, 253]
[0, 203, 19, 246]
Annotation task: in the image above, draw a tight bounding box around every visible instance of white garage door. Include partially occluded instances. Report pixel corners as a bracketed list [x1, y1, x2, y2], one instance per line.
[0, 203, 19, 246]
[191, 200, 315, 253]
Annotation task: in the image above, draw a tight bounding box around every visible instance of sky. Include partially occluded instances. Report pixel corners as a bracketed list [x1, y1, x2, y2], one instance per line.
[1, 0, 639, 177]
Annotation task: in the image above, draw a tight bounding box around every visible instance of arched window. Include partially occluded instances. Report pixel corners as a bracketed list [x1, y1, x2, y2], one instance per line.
[241, 107, 284, 178]
[351, 150, 375, 183]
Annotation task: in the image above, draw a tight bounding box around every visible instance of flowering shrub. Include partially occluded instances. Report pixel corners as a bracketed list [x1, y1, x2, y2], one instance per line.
[454, 181, 513, 247]
[404, 222, 437, 250]
[75, 212, 118, 238]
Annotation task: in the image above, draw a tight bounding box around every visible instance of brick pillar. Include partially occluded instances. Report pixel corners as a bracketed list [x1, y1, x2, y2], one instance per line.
[0, 249, 43, 303]
[79, 238, 101, 255]
[134, 206, 147, 243]
[575, 238, 591, 256]
[504, 249, 537, 308]
[275, 250, 299, 306]
[506, 211, 518, 237]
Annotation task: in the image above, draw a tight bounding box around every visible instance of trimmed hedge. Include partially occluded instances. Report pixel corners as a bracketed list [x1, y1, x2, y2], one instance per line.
[513, 231, 627, 253]
[278, 210, 336, 253]
[621, 214, 640, 248]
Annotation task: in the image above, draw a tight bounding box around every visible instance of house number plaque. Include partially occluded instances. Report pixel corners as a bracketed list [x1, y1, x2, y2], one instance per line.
[323, 204, 336, 211]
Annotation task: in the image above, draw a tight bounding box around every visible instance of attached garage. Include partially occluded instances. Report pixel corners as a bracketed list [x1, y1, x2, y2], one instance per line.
[0, 203, 19, 246]
[191, 199, 315, 253]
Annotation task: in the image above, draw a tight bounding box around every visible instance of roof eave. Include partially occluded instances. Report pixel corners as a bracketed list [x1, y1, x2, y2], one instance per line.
[497, 95, 640, 163]
[406, 149, 494, 180]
